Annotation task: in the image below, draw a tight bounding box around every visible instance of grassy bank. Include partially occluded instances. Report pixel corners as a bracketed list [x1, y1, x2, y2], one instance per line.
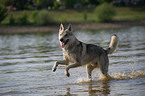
[1, 6, 145, 25]
[0, 6, 145, 33]
[114, 6, 145, 21]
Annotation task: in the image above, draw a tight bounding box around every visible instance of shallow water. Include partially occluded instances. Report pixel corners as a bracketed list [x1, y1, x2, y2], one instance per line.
[0, 26, 145, 96]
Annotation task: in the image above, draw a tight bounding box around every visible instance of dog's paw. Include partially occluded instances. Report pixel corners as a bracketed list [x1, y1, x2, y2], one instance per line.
[52, 67, 57, 72]
[88, 78, 92, 81]
[65, 72, 70, 77]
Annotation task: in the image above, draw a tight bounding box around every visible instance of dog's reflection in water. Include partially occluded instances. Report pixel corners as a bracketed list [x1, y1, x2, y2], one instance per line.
[65, 81, 110, 96]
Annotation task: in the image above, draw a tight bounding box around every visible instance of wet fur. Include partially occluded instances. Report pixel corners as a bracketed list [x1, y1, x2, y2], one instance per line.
[52, 24, 119, 80]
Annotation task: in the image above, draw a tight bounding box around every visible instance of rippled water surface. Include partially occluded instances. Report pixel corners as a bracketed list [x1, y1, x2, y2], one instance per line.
[0, 26, 145, 96]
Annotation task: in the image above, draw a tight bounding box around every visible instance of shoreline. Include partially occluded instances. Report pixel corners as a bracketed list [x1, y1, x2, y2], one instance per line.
[0, 20, 145, 34]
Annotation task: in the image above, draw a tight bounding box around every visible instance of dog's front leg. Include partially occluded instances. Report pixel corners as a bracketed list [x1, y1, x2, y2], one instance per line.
[52, 60, 68, 72]
[65, 62, 81, 77]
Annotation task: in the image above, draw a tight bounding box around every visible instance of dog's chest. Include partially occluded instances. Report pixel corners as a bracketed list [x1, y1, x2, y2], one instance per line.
[63, 50, 76, 63]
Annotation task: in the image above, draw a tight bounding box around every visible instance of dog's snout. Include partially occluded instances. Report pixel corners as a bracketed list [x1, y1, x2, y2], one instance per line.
[60, 38, 63, 42]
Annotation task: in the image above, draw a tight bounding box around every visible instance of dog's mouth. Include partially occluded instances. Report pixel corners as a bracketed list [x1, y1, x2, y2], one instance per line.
[60, 38, 69, 48]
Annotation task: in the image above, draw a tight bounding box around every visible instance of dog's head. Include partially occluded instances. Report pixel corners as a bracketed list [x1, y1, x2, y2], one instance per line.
[59, 24, 76, 48]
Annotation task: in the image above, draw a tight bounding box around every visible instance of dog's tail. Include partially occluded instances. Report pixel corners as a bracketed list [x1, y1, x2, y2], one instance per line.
[106, 34, 119, 55]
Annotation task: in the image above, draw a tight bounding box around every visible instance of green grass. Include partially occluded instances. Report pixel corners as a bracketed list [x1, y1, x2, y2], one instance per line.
[1, 6, 145, 25]
[114, 6, 145, 21]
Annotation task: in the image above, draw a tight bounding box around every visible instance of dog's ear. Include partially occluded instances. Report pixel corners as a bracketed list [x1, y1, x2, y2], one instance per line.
[67, 24, 72, 31]
[59, 24, 64, 32]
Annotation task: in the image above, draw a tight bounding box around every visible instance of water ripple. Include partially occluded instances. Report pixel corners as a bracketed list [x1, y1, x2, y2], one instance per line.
[0, 26, 145, 95]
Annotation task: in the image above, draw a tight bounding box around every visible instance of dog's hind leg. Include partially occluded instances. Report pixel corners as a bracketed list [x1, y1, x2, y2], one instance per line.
[98, 54, 110, 79]
[52, 60, 68, 72]
[86, 64, 95, 80]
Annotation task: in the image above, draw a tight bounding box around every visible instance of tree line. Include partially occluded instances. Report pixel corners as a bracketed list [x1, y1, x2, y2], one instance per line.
[0, 0, 116, 10]
[0, 0, 145, 24]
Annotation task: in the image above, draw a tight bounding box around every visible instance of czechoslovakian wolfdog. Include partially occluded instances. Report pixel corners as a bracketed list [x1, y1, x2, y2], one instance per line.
[52, 24, 119, 80]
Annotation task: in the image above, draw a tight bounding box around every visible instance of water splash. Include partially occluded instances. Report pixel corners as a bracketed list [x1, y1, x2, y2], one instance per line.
[76, 70, 145, 83]
[110, 70, 145, 80]
[76, 78, 90, 83]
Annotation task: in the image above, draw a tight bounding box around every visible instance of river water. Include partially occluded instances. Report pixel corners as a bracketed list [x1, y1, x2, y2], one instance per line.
[0, 26, 145, 96]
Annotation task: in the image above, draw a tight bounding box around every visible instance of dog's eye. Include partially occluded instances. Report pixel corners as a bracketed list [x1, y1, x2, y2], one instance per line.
[65, 34, 68, 37]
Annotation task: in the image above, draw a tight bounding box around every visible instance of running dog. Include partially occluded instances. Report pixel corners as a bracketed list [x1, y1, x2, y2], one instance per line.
[52, 24, 119, 80]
